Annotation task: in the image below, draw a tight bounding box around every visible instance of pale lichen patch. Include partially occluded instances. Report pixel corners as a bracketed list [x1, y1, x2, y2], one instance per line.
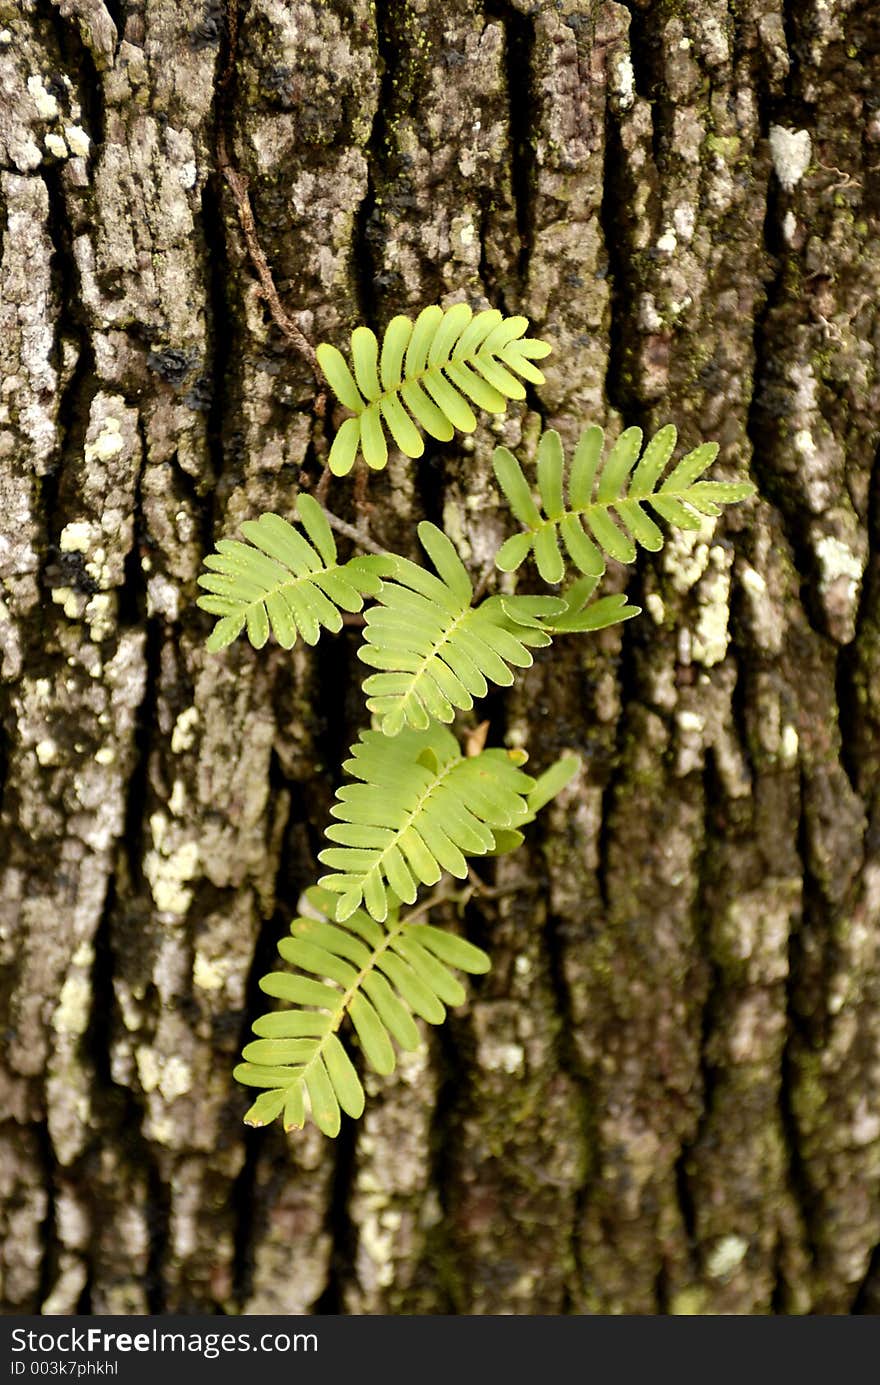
[59, 521, 96, 555]
[44, 132, 68, 159]
[769, 125, 812, 190]
[171, 706, 200, 754]
[65, 125, 91, 158]
[662, 514, 716, 594]
[692, 545, 733, 667]
[707, 1235, 749, 1280]
[84, 417, 124, 463]
[144, 812, 200, 916]
[27, 74, 60, 120]
[52, 943, 95, 1037]
[192, 952, 227, 992]
[35, 738, 59, 766]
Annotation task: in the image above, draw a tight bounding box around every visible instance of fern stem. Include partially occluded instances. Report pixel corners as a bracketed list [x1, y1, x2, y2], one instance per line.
[524, 479, 720, 538]
[218, 145, 319, 377]
[321, 508, 388, 557]
[471, 556, 498, 603]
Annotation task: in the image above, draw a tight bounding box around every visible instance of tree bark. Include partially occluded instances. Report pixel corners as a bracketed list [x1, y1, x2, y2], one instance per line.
[2, 0, 879, 1315]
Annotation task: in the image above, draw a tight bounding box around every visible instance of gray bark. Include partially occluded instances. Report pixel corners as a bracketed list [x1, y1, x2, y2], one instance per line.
[1, 0, 879, 1314]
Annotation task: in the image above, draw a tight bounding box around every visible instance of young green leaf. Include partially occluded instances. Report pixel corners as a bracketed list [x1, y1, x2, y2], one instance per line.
[318, 304, 551, 475]
[493, 424, 754, 584]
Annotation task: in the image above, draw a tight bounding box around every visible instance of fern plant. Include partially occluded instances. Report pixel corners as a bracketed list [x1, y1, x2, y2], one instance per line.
[317, 723, 535, 922]
[493, 424, 754, 583]
[235, 885, 491, 1136]
[196, 496, 383, 651]
[316, 303, 550, 474]
[195, 300, 755, 1136]
[236, 758, 580, 1135]
[360, 521, 565, 735]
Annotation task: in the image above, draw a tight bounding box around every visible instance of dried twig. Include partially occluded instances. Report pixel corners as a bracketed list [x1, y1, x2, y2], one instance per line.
[472, 555, 497, 603]
[217, 134, 323, 395]
[321, 507, 388, 557]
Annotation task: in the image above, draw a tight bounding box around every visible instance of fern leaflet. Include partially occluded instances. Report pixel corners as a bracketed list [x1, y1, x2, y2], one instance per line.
[236, 885, 490, 1137]
[359, 520, 565, 736]
[317, 303, 551, 475]
[317, 723, 534, 923]
[488, 752, 582, 854]
[501, 573, 641, 638]
[196, 494, 384, 651]
[493, 424, 755, 584]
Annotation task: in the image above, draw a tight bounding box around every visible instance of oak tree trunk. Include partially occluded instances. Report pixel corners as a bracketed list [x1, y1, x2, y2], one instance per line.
[2, 0, 879, 1315]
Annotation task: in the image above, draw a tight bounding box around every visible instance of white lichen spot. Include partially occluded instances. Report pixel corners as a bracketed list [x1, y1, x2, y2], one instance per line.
[656, 228, 677, 254]
[769, 125, 811, 191]
[135, 1046, 161, 1093]
[144, 815, 200, 915]
[169, 779, 187, 816]
[59, 521, 95, 554]
[84, 592, 114, 641]
[359, 1208, 397, 1287]
[65, 125, 91, 158]
[740, 565, 766, 597]
[852, 1096, 880, 1147]
[146, 849, 198, 914]
[815, 535, 862, 592]
[677, 710, 704, 733]
[84, 418, 124, 463]
[36, 738, 59, 766]
[146, 573, 179, 621]
[645, 592, 666, 624]
[95, 745, 115, 766]
[178, 160, 197, 189]
[672, 204, 695, 242]
[638, 293, 663, 332]
[481, 1040, 524, 1074]
[27, 74, 60, 120]
[193, 952, 226, 992]
[0, 29, 12, 45]
[662, 515, 716, 594]
[44, 132, 68, 159]
[780, 724, 799, 767]
[707, 1235, 749, 1280]
[514, 954, 532, 977]
[612, 52, 636, 110]
[52, 945, 94, 1037]
[782, 209, 797, 243]
[52, 586, 87, 621]
[171, 706, 200, 754]
[794, 427, 816, 463]
[159, 1055, 192, 1101]
[692, 546, 733, 667]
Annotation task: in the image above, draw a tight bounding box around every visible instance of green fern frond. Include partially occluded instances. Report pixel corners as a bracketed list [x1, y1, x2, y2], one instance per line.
[197, 495, 384, 651]
[493, 424, 755, 584]
[358, 520, 565, 736]
[317, 723, 534, 923]
[316, 304, 552, 475]
[236, 885, 490, 1137]
[488, 752, 582, 854]
[502, 573, 641, 636]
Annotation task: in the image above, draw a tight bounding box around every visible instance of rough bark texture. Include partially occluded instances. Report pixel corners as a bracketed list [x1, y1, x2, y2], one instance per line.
[1, 0, 879, 1316]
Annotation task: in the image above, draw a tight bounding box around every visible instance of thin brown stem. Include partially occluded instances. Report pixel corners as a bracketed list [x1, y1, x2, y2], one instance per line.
[472, 556, 497, 603]
[216, 130, 325, 409]
[315, 466, 332, 503]
[322, 508, 388, 557]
